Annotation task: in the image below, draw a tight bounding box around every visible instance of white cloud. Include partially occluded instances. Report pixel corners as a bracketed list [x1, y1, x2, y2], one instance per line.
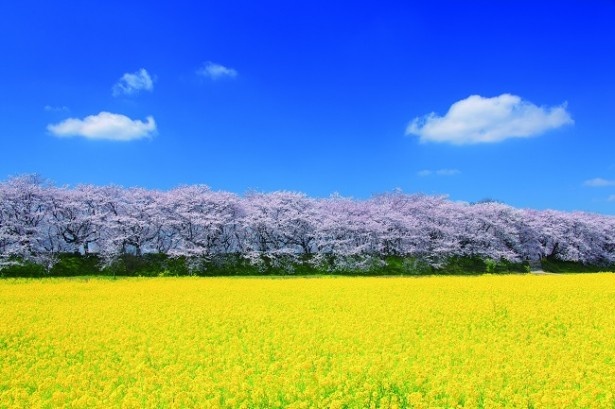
[47, 112, 156, 141]
[584, 178, 615, 187]
[112, 68, 154, 96]
[436, 169, 460, 176]
[197, 61, 238, 80]
[406, 94, 573, 145]
[608, 195, 615, 202]
[44, 105, 70, 113]
[418, 168, 460, 177]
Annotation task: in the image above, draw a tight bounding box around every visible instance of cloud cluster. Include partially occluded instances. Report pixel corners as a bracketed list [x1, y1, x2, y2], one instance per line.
[197, 61, 238, 80]
[47, 61, 236, 143]
[418, 169, 461, 177]
[406, 94, 573, 145]
[584, 178, 615, 187]
[48, 112, 156, 141]
[112, 68, 154, 96]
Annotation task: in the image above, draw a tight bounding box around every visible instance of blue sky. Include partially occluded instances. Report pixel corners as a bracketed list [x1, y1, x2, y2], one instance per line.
[1, 1, 614, 214]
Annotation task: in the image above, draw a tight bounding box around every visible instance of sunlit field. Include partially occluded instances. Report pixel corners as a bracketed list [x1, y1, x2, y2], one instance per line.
[1, 274, 614, 408]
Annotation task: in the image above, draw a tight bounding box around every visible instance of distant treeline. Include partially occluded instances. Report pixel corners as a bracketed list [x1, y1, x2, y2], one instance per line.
[1, 175, 614, 276]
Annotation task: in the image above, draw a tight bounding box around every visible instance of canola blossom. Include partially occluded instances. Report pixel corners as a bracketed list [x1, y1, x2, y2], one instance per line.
[1, 274, 614, 408]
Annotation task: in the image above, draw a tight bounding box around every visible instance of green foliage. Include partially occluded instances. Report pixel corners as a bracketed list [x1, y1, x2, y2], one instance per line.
[1, 253, 612, 278]
[437, 256, 528, 275]
[541, 257, 614, 274]
[0, 259, 47, 278]
[50, 254, 100, 276]
[485, 259, 497, 273]
[382, 256, 433, 275]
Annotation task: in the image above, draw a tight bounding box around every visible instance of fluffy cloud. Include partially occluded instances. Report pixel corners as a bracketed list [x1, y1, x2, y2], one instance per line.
[112, 68, 154, 96]
[197, 62, 238, 80]
[418, 169, 460, 177]
[406, 94, 573, 145]
[584, 178, 615, 187]
[609, 195, 615, 202]
[47, 112, 156, 141]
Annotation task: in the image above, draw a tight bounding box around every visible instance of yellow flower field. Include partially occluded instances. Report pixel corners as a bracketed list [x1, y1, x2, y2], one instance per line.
[1, 274, 614, 408]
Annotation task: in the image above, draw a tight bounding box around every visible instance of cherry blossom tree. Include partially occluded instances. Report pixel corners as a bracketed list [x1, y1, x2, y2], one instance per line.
[47, 185, 104, 255]
[0, 175, 57, 269]
[166, 185, 243, 258]
[1, 175, 614, 274]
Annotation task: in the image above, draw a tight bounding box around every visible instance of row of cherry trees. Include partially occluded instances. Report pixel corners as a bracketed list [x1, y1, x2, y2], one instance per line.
[1, 175, 614, 271]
